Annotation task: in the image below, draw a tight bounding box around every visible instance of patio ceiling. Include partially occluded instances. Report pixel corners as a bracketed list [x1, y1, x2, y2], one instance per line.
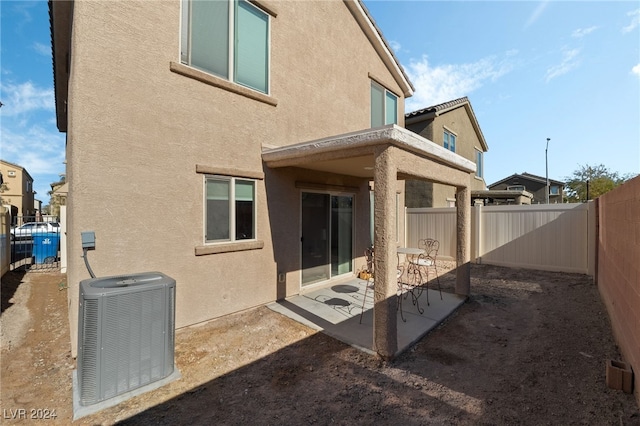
[261, 125, 476, 183]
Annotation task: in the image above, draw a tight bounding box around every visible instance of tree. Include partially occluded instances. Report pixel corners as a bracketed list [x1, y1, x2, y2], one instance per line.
[564, 164, 636, 202]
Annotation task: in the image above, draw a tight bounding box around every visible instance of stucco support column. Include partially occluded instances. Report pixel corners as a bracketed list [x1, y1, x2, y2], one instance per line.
[373, 146, 398, 359]
[455, 186, 471, 295]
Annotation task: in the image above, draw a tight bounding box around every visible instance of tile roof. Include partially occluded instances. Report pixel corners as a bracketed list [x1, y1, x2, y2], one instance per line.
[405, 96, 470, 118]
[489, 172, 565, 188]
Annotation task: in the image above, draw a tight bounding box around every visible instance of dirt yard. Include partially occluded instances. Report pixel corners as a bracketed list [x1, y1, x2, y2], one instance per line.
[1, 264, 639, 425]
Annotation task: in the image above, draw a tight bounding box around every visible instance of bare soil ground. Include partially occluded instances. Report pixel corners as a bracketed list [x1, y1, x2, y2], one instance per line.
[1, 264, 639, 425]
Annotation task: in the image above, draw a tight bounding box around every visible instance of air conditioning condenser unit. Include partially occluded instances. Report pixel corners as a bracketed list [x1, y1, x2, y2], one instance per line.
[75, 271, 177, 410]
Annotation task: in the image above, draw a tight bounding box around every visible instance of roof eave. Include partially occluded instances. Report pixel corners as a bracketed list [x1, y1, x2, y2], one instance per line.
[346, 0, 414, 98]
[49, 0, 73, 133]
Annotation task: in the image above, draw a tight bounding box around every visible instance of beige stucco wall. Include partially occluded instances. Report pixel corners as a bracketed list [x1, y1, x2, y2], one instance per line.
[64, 0, 407, 355]
[596, 176, 640, 406]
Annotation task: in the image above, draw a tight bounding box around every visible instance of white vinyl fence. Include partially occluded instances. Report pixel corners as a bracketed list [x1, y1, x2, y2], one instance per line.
[406, 203, 595, 275]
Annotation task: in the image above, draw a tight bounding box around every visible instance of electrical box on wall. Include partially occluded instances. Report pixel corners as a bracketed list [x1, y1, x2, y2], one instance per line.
[81, 231, 95, 249]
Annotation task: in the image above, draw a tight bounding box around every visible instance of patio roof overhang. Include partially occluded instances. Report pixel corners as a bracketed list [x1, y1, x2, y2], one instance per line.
[262, 124, 474, 360]
[262, 125, 475, 186]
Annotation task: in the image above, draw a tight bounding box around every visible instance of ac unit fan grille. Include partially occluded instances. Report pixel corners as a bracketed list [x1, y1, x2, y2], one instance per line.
[78, 273, 175, 406]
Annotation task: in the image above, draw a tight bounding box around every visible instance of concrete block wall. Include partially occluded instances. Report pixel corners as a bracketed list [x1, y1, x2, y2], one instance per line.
[596, 175, 640, 405]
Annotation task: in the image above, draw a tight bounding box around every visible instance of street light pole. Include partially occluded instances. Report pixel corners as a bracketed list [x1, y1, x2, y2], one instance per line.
[545, 138, 550, 204]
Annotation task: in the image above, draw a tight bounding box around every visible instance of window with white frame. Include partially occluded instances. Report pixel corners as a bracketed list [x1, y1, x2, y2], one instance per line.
[549, 185, 560, 195]
[475, 149, 483, 178]
[444, 130, 456, 152]
[371, 81, 398, 127]
[181, 0, 270, 94]
[507, 185, 525, 191]
[205, 176, 256, 242]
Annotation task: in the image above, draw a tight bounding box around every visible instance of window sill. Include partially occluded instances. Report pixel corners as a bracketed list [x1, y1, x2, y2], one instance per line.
[195, 240, 264, 256]
[170, 62, 277, 107]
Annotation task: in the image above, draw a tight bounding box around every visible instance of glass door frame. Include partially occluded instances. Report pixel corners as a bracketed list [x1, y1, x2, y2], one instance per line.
[300, 189, 355, 288]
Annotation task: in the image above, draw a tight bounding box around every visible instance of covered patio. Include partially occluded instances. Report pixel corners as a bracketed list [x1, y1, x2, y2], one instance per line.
[267, 275, 466, 356]
[262, 124, 476, 359]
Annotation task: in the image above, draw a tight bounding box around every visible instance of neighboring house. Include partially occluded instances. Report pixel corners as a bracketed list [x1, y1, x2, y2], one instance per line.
[404, 97, 489, 207]
[50, 0, 476, 359]
[489, 172, 565, 204]
[48, 178, 67, 218]
[0, 159, 36, 222]
[470, 188, 534, 206]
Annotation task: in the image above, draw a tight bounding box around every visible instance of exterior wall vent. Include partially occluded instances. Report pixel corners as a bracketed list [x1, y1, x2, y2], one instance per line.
[77, 272, 176, 407]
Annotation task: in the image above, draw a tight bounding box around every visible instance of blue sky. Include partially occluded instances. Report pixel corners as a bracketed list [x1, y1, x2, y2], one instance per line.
[0, 1, 638, 205]
[364, 0, 640, 185]
[1, 0, 65, 204]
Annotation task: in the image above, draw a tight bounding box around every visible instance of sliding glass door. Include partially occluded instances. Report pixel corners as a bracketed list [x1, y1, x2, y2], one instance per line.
[301, 192, 353, 286]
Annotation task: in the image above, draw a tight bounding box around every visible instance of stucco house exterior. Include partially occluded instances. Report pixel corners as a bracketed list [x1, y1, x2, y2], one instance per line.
[404, 97, 489, 207]
[0, 159, 36, 222]
[489, 172, 565, 204]
[50, 0, 476, 359]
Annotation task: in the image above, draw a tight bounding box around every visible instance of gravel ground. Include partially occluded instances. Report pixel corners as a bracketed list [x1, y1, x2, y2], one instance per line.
[1, 264, 639, 425]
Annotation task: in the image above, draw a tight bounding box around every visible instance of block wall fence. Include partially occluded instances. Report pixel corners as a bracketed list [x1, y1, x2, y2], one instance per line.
[596, 175, 640, 406]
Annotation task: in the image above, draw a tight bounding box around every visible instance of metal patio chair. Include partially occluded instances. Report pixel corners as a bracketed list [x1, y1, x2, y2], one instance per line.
[359, 247, 404, 323]
[409, 238, 443, 305]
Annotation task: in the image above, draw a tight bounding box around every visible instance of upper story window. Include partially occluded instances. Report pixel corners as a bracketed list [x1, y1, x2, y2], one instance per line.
[181, 0, 270, 94]
[508, 185, 525, 191]
[475, 149, 483, 179]
[444, 130, 456, 152]
[206, 176, 256, 243]
[549, 185, 560, 195]
[370, 81, 398, 127]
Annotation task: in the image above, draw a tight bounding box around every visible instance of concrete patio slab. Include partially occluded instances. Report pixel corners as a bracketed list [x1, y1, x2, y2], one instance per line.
[267, 278, 466, 356]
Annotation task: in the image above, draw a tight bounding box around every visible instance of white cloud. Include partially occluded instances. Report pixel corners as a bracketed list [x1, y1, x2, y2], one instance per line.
[33, 42, 51, 57]
[0, 121, 66, 202]
[572, 26, 598, 38]
[622, 9, 640, 33]
[524, 1, 550, 29]
[0, 81, 55, 116]
[1, 124, 65, 171]
[0, 135, 65, 208]
[0, 79, 65, 199]
[545, 48, 580, 82]
[632, 64, 640, 76]
[388, 40, 401, 54]
[404, 54, 515, 112]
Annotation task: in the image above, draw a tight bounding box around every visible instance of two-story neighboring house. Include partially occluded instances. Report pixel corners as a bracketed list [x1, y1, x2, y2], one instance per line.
[489, 172, 565, 204]
[0, 159, 36, 222]
[404, 97, 489, 207]
[50, 0, 477, 360]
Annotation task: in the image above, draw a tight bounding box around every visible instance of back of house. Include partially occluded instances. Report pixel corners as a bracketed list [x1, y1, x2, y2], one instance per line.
[50, 0, 414, 355]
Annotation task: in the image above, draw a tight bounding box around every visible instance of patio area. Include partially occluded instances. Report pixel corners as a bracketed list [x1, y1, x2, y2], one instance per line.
[267, 276, 466, 356]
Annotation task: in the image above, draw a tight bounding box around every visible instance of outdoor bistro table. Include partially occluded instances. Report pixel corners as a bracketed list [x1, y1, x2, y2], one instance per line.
[396, 247, 427, 321]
